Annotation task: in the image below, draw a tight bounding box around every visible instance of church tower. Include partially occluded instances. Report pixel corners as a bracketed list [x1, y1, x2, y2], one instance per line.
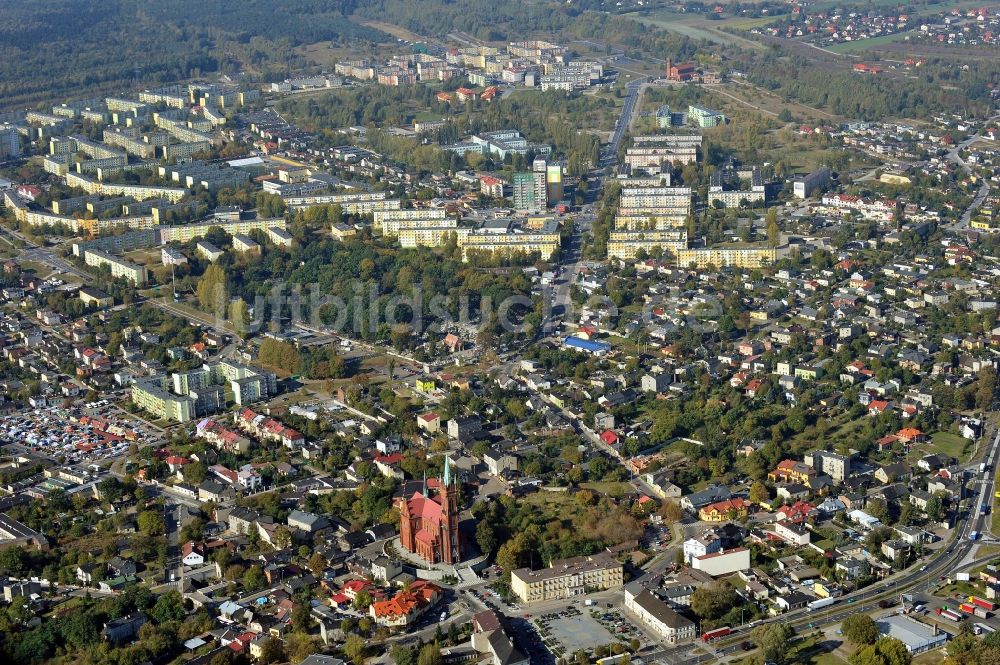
[440, 457, 462, 564]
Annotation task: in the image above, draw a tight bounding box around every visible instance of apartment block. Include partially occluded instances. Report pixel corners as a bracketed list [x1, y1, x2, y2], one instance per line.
[461, 231, 560, 262]
[65, 172, 188, 202]
[793, 167, 831, 199]
[607, 230, 688, 260]
[82, 249, 149, 285]
[0, 125, 21, 159]
[157, 218, 286, 244]
[131, 376, 197, 423]
[623, 583, 696, 644]
[687, 105, 726, 128]
[675, 246, 777, 269]
[399, 225, 468, 249]
[377, 208, 449, 235]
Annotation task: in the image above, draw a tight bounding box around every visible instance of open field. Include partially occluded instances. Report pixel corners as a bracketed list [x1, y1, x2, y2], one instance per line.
[733, 633, 851, 665]
[630, 10, 766, 50]
[930, 431, 973, 460]
[350, 17, 428, 43]
[297, 40, 400, 69]
[857, 39, 1000, 61]
[826, 33, 906, 54]
[579, 481, 632, 497]
[722, 80, 843, 121]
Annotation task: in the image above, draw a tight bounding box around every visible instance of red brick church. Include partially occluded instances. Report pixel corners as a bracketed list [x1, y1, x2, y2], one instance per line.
[398, 458, 463, 565]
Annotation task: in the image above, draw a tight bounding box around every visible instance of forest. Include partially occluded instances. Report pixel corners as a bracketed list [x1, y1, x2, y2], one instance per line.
[0, 0, 384, 110]
[738, 49, 1000, 121]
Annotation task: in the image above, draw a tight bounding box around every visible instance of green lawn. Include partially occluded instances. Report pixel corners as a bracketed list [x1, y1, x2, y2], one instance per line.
[930, 431, 972, 460]
[912, 647, 950, 664]
[732, 633, 849, 665]
[580, 481, 631, 497]
[631, 11, 766, 50]
[934, 580, 981, 599]
[826, 32, 906, 54]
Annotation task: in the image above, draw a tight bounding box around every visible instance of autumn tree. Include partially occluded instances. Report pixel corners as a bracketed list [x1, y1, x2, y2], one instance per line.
[229, 297, 250, 336]
[751, 623, 793, 664]
[766, 207, 780, 247]
[197, 263, 227, 315]
[691, 581, 739, 621]
[849, 637, 911, 665]
[344, 634, 367, 664]
[842, 614, 879, 646]
[749, 480, 770, 505]
[308, 552, 328, 574]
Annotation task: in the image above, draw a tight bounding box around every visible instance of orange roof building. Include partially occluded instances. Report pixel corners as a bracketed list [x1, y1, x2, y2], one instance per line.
[370, 581, 442, 626]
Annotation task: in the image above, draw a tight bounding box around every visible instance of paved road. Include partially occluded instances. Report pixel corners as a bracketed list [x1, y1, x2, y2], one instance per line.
[688, 424, 1000, 661]
[942, 115, 1000, 232]
[602, 77, 647, 167]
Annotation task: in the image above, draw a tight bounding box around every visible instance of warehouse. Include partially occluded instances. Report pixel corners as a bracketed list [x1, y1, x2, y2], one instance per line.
[876, 615, 947, 654]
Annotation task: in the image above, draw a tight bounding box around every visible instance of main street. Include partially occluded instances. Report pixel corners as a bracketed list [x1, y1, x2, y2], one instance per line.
[601, 76, 647, 167]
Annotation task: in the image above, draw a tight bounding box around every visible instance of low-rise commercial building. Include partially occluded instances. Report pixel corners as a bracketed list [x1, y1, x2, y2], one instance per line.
[623, 583, 696, 644]
[510, 551, 623, 603]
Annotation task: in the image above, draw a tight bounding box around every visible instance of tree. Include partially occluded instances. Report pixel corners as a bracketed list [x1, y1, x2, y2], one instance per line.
[151, 590, 187, 624]
[285, 632, 319, 663]
[866, 498, 890, 524]
[690, 581, 739, 621]
[137, 510, 165, 535]
[354, 589, 372, 610]
[244, 565, 266, 591]
[751, 623, 793, 664]
[0, 547, 26, 575]
[344, 634, 367, 664]
[197, 264, 227, 315]
[273, 526, 293, 551]
[476, 519, 497, 555]
[849, 637, 911, 665]
[766, 207, 780, 247]
[842, 614, 879, 646]
[659, 500, 684, 523]
[258, 637, 286, 665]
[292, 601, 313, 633]
[418, 643, 443, 665]
[496, 540, 523, 577]
[308, 552, 328, 574]
[229, 297, 250, 336]
[749, 480, 770, 505]
[925, 495, 944, 522]
[976, 367, 997, 410]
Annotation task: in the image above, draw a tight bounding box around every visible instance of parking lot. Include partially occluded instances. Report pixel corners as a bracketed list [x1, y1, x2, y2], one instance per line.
[535, 606, 616, 657]
[0, 400, 157, 464]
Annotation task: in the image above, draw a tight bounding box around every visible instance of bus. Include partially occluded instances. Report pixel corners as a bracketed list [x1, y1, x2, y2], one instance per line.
[970, 531, 980, 541]
[702, 627, 732, 643]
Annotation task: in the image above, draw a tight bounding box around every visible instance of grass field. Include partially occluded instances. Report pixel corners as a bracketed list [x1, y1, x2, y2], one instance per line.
[826, 32, 907, 54]
[930, 431, 973, 460]
[912, 650, 949, 665]
[350, 16, 427, 43]
[732, 633, 850, 665]
[631, 10, 766, 50]
[580, 481, 632, 497]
